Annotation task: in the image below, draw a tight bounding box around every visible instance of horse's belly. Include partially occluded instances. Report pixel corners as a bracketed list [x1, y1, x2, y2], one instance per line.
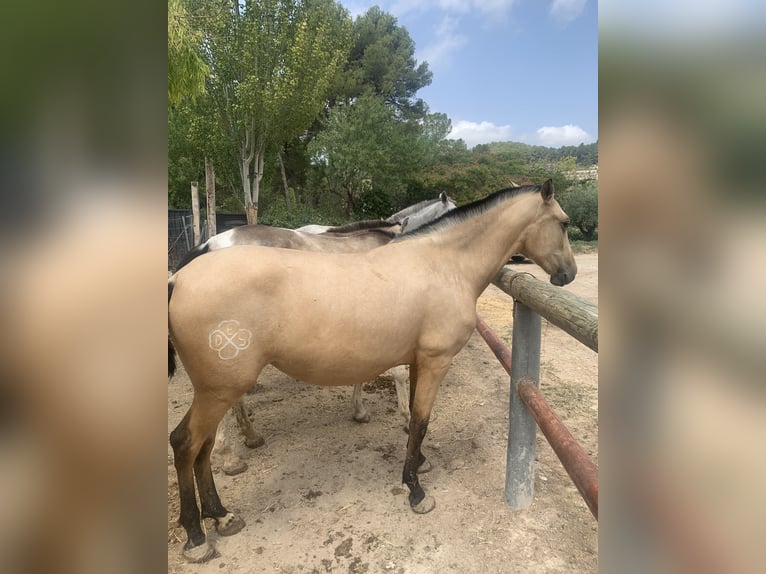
[271, 354, 405, 387]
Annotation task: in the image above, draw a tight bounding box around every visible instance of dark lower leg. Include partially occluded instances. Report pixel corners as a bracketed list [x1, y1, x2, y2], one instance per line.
[408, 363, 419, 414]
[170, 419, 207, 550]
[402, 417, 429, 506]
[194, 436, 228, 520]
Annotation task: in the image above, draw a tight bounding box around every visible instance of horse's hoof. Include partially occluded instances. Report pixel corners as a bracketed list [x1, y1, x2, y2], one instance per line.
[216, 512, 246, 537]
[182, 542, 217, 563]
[417, 459, 433, 474]
[411, 495, 436, 514]
[222, 459, 248, 476]
[353, 412, 371, 424]
[245, 435, 265, 449]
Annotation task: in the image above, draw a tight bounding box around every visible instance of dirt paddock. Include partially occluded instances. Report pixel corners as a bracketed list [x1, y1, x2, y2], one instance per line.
[168, 253, 598, 573]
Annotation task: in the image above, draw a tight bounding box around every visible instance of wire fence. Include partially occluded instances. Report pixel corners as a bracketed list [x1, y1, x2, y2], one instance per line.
[168, 211, 248, 272]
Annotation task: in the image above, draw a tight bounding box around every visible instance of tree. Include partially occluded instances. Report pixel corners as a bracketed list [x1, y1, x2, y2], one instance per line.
[201, 0, 352, 223]
[168, 0, 209, 108]
[308, 95, 423, 217]
[559, 181, 598, 240]
[333, 6, 432, 118]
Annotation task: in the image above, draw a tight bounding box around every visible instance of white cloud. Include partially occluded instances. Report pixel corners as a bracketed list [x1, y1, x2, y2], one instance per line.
[448, 120, 514, 148]
[535, 124, 594, 147]
[549, 0, 587, 26]
[384, 0, 518, 19]
[416, 16, 468, 70]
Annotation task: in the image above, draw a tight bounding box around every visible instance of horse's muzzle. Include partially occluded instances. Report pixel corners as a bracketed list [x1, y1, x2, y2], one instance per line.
[550, 270, 575, 286]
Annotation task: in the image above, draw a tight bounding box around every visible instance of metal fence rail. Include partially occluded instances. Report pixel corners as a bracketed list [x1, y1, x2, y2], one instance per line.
[477, 266, 599, 519]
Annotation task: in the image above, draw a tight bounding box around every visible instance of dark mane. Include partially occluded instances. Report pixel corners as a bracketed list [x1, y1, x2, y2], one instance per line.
[323, 227, 398, 240]
[393, 185, 540, 241]
[324, 219, 394, 233]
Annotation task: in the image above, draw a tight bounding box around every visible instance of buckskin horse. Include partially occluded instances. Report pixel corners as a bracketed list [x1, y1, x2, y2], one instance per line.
[174, 197, 455, 474]
[168, 180, 576, 562]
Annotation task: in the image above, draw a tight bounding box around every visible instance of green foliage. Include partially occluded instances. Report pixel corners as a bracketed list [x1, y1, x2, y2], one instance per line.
[485, 141, 598, 166]
[195, 0, 353, 216]
[166, 4, 598, 229]
[559, 181, 598, 240]
[413, 141, 577, 205]
[168, 0, 209, 107]
[308, 94, 425, 217]
[258, 194, 338, 228]
[334, 6, 432, 118]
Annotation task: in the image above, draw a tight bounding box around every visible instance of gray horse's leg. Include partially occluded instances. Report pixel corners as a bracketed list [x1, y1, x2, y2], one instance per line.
[232, 398, 265, 448]
[212, 409, 248, 476]
[212, 399, 264, 476]
[390, 365, 411, 430]
[351, 383, 370, 423]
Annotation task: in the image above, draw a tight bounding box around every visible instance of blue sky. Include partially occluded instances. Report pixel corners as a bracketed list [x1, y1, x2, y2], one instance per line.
[341, 0, 597, 148]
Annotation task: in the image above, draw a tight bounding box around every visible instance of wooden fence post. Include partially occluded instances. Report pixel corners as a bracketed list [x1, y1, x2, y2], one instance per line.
[506, 300, 541, 509]
[191, 181, 201, 245]
[205, 158, 216, 237]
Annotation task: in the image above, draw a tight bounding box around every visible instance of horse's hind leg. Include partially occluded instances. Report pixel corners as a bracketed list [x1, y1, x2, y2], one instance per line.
[351, 383, 370, 423]
[170, 390, 240, 562]
[195, 431, 246, 537]
[170, 410, 216, 563]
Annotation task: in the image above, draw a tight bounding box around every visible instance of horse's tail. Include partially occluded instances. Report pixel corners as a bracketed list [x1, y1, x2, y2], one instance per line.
[168, 277, 177, 378]
[175, 242, 210, 272]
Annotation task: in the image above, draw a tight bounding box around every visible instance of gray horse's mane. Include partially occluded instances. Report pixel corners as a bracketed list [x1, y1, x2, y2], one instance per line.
[324, 219, 394, 233]
[387, 196, 445, 222]
[393, 185, 540, 242]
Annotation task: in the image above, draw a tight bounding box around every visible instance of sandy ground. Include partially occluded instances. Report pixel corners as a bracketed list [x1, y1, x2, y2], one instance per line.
[168, 253, 598, 573]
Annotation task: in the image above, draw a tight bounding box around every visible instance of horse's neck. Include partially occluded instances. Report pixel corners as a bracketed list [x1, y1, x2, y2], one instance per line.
[424, 196, 536, 296]
[405, 205, 438, 231]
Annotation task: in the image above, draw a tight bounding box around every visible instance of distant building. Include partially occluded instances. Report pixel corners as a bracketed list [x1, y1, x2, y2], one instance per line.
[570, 165, 598, 181]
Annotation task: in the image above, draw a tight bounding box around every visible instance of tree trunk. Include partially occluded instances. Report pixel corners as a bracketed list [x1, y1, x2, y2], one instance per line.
[249, 143, 265, 224]
[190, 181, 201, 244]
[205, 157, 217, 236]
[245, 202, 258, 224]
[277, 149, 291, 215]
[240, 141, 253, 223]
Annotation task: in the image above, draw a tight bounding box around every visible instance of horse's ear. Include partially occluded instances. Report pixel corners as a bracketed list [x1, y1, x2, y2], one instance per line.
[399, 217, 409, 234]
[440, 191, 448, 203]
[541, 179, 554, 201]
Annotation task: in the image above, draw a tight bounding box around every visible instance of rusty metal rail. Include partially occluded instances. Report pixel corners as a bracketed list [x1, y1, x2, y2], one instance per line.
[517, 380, 599, 518]
[475, 316, 512, 375]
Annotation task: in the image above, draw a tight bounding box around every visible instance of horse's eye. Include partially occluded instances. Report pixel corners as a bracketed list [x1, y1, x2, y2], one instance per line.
[561, 221, 570, 229]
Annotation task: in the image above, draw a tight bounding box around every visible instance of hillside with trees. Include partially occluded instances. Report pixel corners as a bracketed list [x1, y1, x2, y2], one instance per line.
[168, 1, 598, 231]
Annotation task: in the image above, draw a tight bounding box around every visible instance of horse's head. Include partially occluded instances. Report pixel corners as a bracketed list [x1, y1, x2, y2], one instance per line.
[518, 180, 577, 286]
[437, 191, 457, 215]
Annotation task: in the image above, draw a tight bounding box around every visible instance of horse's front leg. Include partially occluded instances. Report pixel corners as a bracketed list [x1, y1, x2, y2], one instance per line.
[402, 358, 449, 513]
